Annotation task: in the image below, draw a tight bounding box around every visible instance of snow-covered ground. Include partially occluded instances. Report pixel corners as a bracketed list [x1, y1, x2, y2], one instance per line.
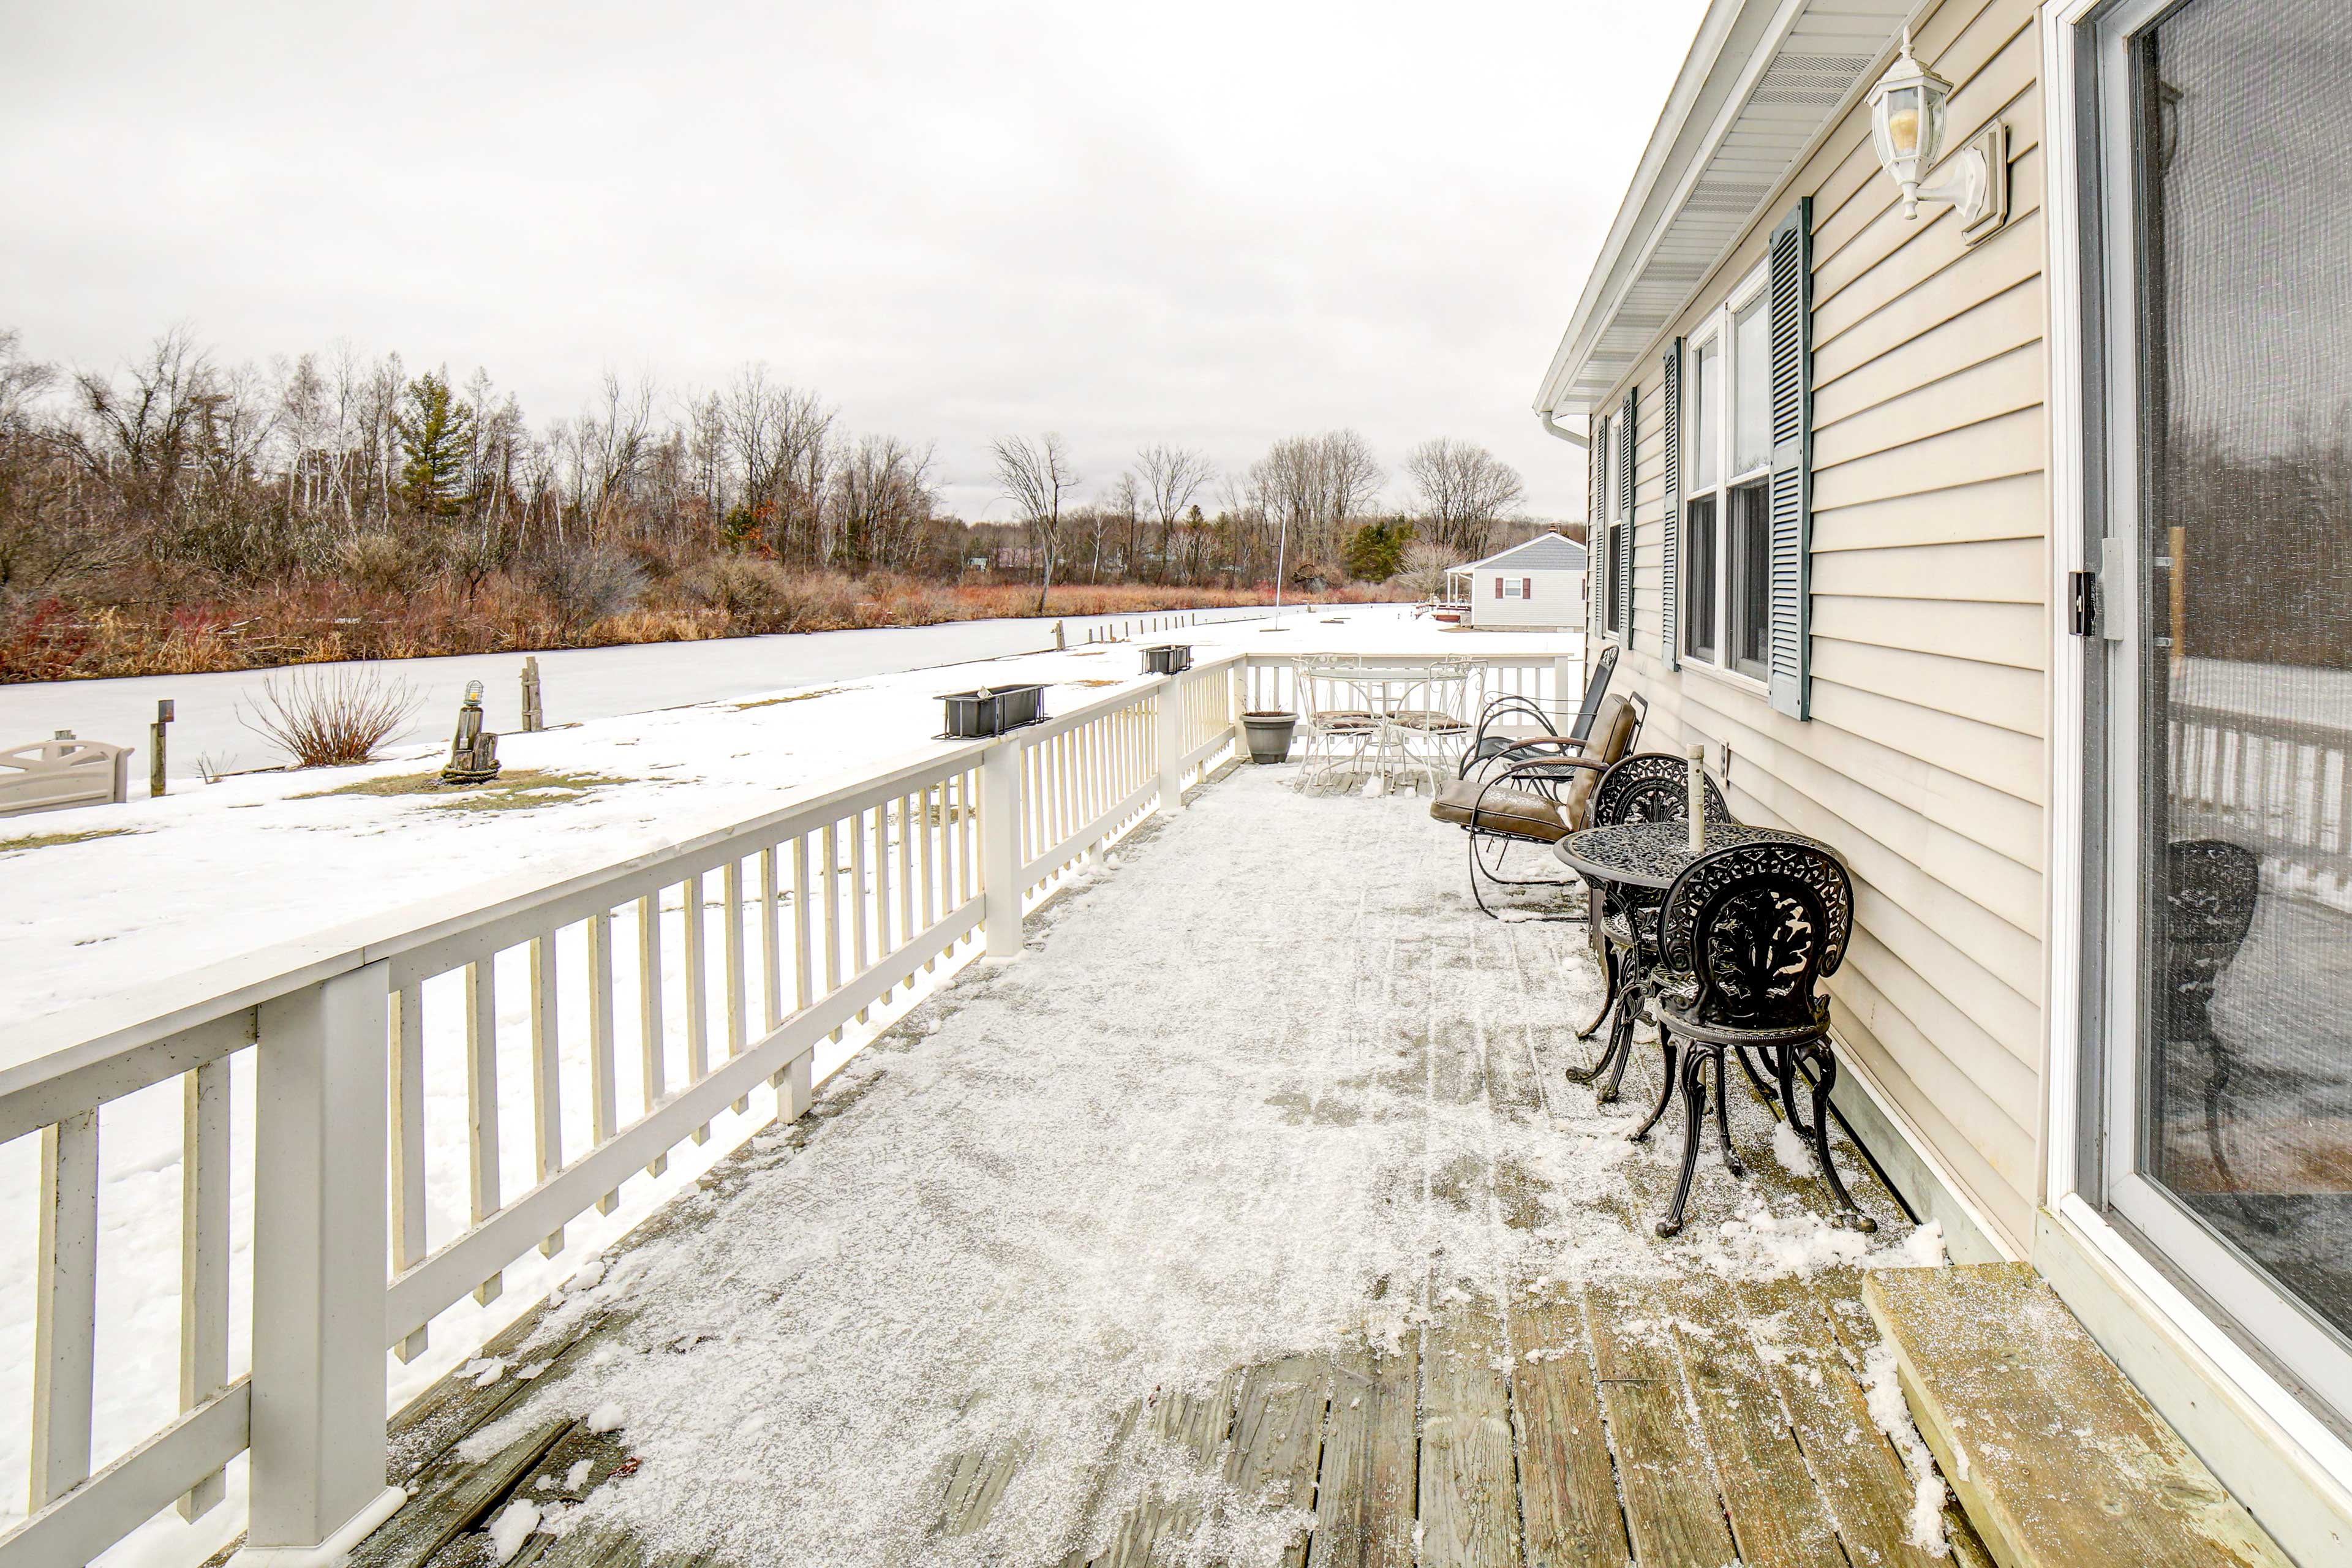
[0, 607, 1583, 1566]
[0, 605, 1295, 780]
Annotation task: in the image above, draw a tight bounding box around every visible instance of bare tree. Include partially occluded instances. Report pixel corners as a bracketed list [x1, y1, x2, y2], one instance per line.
[992, 432, 1081, 611]
[827, 434, 937, 571]
[1403, 437, 1526, 557]
[1136, 443, 1214, 582]
[1247, 430, 1385, 570]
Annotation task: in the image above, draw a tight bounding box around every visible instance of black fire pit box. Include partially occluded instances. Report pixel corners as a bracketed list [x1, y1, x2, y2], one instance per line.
[939, 684, 1047, 738]
[1143, 644, 1193, 676]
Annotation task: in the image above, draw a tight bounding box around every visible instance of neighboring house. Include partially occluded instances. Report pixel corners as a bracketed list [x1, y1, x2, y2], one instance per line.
[1537, 0, 2351, 1558]
[1461, 532, 1586, 630]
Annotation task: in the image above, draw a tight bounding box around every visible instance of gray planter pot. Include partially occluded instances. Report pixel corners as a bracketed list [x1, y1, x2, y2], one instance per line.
[1242, 711, 1297, 764]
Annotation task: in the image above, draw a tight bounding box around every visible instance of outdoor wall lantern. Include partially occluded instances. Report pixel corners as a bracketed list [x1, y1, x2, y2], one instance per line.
[1866, 31, 2008, 244]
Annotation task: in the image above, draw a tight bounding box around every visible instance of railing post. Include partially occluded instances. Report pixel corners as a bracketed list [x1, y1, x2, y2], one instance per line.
[238, 960, 404, 1566]
[980, 737, 1023, 958]
[1231, 661, 1249, 753]
[1157, 674, 1186, 814]
[1552, 654, 1577, 706]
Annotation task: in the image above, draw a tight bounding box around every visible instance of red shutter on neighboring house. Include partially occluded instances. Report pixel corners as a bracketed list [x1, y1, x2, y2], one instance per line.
[1493, 576, 1502, 599]
[1522, 577, 1532, 599]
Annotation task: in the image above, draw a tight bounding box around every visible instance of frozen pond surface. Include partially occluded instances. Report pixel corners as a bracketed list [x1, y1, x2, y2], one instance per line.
[0, 605, 1297, 778]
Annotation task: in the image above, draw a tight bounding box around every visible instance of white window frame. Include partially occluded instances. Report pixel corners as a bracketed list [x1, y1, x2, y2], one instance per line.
[1502, 578, 1525, 598]
[1680, 260, 1773, 690]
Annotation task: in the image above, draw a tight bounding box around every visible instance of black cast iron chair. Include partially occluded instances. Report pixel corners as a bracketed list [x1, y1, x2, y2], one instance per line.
[1646, 840, 1865, 1238]
[1566, 755, 1738, 1106]
[1429, 693, 1644, 918]
[2165, 838, 2267, 1228]
[1460, 644, 1618, 772]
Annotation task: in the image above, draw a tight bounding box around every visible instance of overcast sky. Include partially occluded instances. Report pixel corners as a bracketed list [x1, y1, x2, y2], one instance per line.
[3, 0, 1705, 521]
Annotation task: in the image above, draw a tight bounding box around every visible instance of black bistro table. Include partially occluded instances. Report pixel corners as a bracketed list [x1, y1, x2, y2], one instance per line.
[1553, 820, 1845, 1129]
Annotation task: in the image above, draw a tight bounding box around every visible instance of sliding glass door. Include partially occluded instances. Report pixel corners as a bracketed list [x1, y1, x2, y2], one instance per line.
[2095, 0, 2352, 1424]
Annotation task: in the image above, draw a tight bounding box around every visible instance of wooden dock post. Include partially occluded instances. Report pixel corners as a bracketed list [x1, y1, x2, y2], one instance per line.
[150, 699, 173, 797]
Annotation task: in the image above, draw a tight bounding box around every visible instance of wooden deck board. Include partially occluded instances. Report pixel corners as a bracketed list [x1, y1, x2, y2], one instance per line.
[1305, 1346, 1418, 1568]
[1505, 1288, 1629, 1567]
[1583, 1280, 1742, 1567]
[1418, 1295, 1521, 1568]
[1867, 1264, 2293, 1568]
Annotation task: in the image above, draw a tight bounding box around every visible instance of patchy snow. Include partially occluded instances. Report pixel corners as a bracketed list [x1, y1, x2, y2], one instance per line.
[443, 773, 1648, 1564]
[1864, 1343, 1953, 1558]
[485, 1498, 541, 1564]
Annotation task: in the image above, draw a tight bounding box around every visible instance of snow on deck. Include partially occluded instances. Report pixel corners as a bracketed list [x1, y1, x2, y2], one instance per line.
[352, 766, 1966, 1568]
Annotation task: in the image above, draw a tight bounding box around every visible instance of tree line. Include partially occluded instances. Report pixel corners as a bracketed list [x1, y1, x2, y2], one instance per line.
[0, 325, 1548, 678]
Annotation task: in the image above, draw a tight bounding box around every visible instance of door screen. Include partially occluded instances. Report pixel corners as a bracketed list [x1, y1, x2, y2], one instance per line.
[2122, 0, 2352, 1367]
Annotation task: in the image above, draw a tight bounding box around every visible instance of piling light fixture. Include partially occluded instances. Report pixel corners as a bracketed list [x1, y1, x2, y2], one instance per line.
[1866, 29, 2009, 243]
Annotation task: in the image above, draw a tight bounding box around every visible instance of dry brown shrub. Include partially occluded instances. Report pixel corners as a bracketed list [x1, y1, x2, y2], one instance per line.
[239, 666, 421, 767]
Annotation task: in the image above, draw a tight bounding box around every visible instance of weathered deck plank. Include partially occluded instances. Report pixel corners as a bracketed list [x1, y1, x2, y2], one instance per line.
[1304, 1346, 1417, 1568]
[1505, 1287, 1629, 1567]
[1867, 1264, 2293, 1568]
[1418, 1295, 1521, 1568]
[1582, 1281, 1741, 1567]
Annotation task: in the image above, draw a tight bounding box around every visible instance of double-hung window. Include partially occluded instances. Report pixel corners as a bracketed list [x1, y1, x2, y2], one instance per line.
[1681, 262, 1773, 683]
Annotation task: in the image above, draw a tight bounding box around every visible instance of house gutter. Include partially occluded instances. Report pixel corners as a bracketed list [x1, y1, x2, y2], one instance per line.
[1539, 410, 1591, 450]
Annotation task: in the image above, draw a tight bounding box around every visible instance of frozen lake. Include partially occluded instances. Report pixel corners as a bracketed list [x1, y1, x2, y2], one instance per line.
[0, 604, 1308, 778]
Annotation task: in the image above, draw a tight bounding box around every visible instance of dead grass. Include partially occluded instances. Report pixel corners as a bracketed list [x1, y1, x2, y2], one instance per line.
[730, 687, 847, 710]
[295, 767, 631, 814]
[0, 826, 144, 855]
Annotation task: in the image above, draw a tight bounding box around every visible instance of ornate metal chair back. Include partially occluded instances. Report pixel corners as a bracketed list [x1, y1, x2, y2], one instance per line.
[1659, 842, 1853, 1033]
[1591, 752, 1737, 829]
[2164, 838, 2258, 1041]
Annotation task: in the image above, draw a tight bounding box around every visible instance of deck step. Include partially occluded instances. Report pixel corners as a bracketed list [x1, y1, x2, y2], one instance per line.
[1863, 1263, 2292, 1568]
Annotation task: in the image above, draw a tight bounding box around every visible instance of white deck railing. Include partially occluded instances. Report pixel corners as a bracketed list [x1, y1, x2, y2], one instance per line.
[0, 648, 1577, 1568]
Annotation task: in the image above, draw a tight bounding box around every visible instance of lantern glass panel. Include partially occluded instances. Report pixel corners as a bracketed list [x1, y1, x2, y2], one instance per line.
[1883, 83, 1924, 164]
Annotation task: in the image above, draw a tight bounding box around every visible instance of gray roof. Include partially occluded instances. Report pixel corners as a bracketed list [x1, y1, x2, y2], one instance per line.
[1466, 532, 1586, 572]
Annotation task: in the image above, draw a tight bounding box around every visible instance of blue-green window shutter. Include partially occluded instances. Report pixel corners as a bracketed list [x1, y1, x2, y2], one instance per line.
[1766, 198, 1814, 720]
[1588, 415, 1608, 644]
[1660, 341, 1682, 669]
[1617, 388, 1635, 641]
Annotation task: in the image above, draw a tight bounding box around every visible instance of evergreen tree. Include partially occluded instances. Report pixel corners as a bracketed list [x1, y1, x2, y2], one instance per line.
[1342, 517, 1412, 582]
[395, 370, 475, 517]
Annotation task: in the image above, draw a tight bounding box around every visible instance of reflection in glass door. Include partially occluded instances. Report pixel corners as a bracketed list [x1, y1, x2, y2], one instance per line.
[2102, 0, 2352, 1421]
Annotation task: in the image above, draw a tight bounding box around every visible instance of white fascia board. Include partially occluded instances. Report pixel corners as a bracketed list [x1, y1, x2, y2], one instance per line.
[1532, 0, 1766, 416]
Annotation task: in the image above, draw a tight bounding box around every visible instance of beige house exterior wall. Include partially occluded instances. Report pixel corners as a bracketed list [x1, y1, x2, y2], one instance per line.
[1590, 0, 2048, 1255]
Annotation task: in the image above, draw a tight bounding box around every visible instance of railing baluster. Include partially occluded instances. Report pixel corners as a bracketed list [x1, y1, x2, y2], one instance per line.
[529, 935, 568, 1248]
[684, 871, 711, 1142]
[823, 820, 844, 1042]
[638, 891, 667, 1174]
[464, 959, 502, 1305]
[921, 782, 940, 965]
[31, 1108, 98, 1513]
[899, 793, 917, 985]
[851, 810, 872, 1022]
[762, 845, 783, 1031]
[792, 832, 814, 1014]
[178, 1059, 231, 1518]
[389, 982, 429, 1360]
[725, 858, 749, 1113]
[589, 912, 619, 1214]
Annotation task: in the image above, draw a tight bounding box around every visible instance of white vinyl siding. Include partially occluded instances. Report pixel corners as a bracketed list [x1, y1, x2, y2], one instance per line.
[1596, 0, 2048, 1253]
[1469, 568, 1583, 629]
